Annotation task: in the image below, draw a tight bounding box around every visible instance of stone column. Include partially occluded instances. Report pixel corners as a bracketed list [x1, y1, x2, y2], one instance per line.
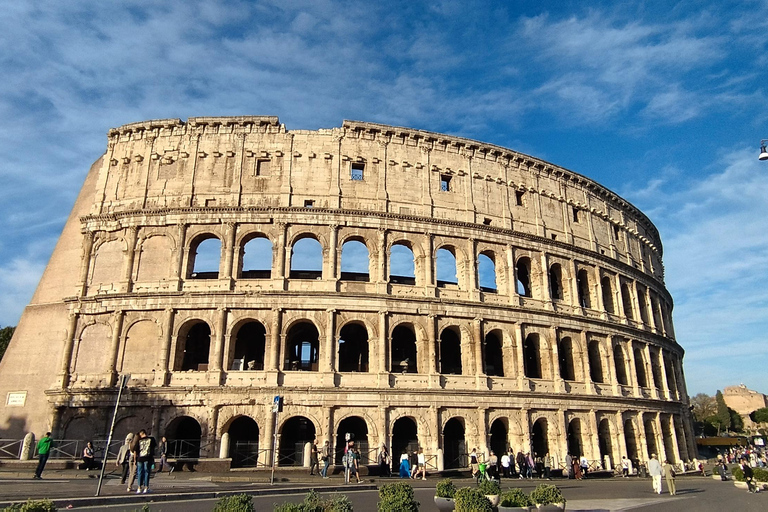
[210, 307, 227, 372]
[173, 223, 187, 291]
[275, 222, 287, 284]
[107, 310, 124, 385]
[540, 253, 553, 309]
[666, 414, 681, 463]
[615, 413, 628, 464]
[120, 227, 138, 293]
[221, 222, 237, 286]
[378, 407, 388, 450]
[467, 238, 479, 300]
[323, 309, 336, 373]
[77, 232, 94, 296]
[58, 312, 80, 388]
[478, 407, 489, 456]
[427, 314, 437, 379]
[654, 413, 667, 462]
[593, 268, 605, 315]
[581, 331, 595, 394]
[267, 308, 282, 372]
[551, 326, 562, 388]
[588, 410, 601, 464]
[473, 318, 484, 376]
[626, 343, 640, 397]
[644, 344, 659, 399]
[424, 233, 435, 296]
[514, 324, 526, 389]
[377, 229, 387, 285]
[506, 245, 518, 305]
[378, 311, 388, 376]
[262, 408, 276, 467]
[326, 224, 338, 281]
[660, 351, 673, 400]
[155, 308, 174, 386]
[606, 339, 619, 395]
[637, 413, 650, 462]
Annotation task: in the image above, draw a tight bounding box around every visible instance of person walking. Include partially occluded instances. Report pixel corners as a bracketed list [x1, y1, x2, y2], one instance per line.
[648, 454, 663, 494]
[662, 459, 676, 496]
[320, 441, 331, 478]
[544, 452, 552, 480]
[33, 432, 53, 479]
[565, 453, 573, 479]
[741, 458, 759, 493]
[517, 450, 527, 479]
[157, 436, 168, 473]
[470, 448, 480, 479]
[415, 448, 426, 480]
[378, 444, 391, 477]
[309, 440, 319, 475]
[501, 450, 511, 478]
[116, 434, 134, 485]
[580, 455, 589, 478]
[135, 429, 157, 494]
[621, 456, 630, 477]
[399, 451, 411, 478]
[352, 447, 363, 483]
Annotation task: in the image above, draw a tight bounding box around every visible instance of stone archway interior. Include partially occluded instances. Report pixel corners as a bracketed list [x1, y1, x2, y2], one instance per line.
[392, 417, 418, 472]
[531, 418, 548, 457]
[443, 418, 466, 469]
[598, 419, 613, 465]
[279, 416, 316, 466]
[567, 419, 582, 457]
[335, 416, 369, 464]
[489, 419, 508, 457]
[624, 419, 638, 461]
[228, 416, 259, 468]
[166, 416, 202, 458]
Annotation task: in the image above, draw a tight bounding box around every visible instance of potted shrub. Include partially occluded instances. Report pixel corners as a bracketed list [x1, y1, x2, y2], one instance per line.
[378, 481, 419, 512]
[529, 484, 566, 511]
[499, 488, 533, 511]
[454, 487, 493, 512]
[434, 478, 457, 511]
[478, 478, 502, 507]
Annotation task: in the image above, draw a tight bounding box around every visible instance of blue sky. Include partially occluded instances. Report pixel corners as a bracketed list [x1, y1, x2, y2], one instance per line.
[1, 0, 766, 396]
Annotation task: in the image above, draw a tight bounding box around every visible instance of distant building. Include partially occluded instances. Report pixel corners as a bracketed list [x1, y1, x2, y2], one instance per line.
[723, 384, 768, 416]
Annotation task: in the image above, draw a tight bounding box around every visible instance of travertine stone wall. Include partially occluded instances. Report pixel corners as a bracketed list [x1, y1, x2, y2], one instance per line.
[0, 116, 694, 469]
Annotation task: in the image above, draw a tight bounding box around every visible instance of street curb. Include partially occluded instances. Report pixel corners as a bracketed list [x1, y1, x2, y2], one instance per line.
[0, 484, 379, 509]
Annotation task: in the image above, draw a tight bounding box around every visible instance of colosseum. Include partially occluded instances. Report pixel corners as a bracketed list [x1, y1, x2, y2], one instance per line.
[0, 116, 694, 471]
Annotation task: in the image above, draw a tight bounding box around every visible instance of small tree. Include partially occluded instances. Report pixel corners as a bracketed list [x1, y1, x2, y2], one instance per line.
[752, 408, 768, 424]
[715, 391, 731, 434]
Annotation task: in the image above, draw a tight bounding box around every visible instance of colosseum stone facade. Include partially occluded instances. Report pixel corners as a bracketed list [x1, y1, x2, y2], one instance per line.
[0, 116, 694, 471]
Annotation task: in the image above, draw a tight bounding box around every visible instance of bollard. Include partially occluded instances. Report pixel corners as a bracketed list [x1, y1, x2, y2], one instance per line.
[21, 432, 35, 461]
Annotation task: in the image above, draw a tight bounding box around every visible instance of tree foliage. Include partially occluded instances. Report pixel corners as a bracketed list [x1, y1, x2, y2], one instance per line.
[691, 393, 716, 422]
[752, 408, 768, 424]
[0, 326, 15, 362]
[715, 390, 731, 433]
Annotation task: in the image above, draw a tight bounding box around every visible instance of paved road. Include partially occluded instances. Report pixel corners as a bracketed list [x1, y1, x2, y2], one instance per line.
[0, 472, 765, 511]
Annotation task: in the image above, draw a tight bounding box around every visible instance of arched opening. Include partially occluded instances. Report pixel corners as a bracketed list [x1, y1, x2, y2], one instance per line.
[637, 285, 650, 324]
[389, 243, 416, 285]
[549, 263, 563, 301]
[166, 416, 202, 458]
[624, 419, 638, 461]
[391, 324, 417, 373]
[621, 283, 634, 320]
[523, 333, 541, 379]
[650, 296, 663, 331]
[443, 418, 466, 469]
[567, 419, 583, 457]
[634, 347, 648, 387]
[175, 321, 211, 371]
[588, 340, 604, 383]
[231, 321, 266, 370]
[189, 236, 221, 279]
[614, 344, 629, 386]
[516, 257, 532, 297]
[484, 331, 504, 377]
[228, 416, 259, 468]
[601, 276, 615, 314]
[340, 240, 370, 282]
[558, 337, 575, 381]
[531, 418, 549, 457]
[664, 356, 679, 399]
[661, 417, 676, 463]
[439, 328, 462, 375]
[598, 419, 613, 466]
[478, 252, 497, 292]
[335, 416, 369, 464]
[285, 322, 319, 371]
[577, 269, 591, 308]
[436, 247, 458, 287]
[278, 416, 316, 466]
[489, 419, 508, 458]
[644, 418, 658, 457]
[392, 417, 418, 474]
[337, 323, 369, 372]
[241, 236, 272, 279]
[290, 237, 322, 279]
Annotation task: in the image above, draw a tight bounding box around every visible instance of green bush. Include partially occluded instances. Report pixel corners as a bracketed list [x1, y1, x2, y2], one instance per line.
[1, 500, 57, 512]
[500, 488, 532, 507]
[454, 487, 492, 512]
[377, 482, 418, 512]
[274, 491, 352, 512]
[529, 484, 566, 506]
[435, 478, 456, 498]
[215, 494, 254, 512]
[731, 466, 768, 483]
[478, 478, 501, 495]
[732, 466, 744, 481]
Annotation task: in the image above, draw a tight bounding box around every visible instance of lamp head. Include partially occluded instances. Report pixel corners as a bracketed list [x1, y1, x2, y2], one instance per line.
[760, 140, 768, 161]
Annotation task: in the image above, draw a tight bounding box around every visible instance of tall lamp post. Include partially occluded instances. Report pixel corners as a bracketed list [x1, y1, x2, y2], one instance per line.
[760, 140, 768, 161]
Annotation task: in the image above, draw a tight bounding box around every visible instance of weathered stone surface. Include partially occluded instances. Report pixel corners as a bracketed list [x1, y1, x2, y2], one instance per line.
[0, 117, 694, 469]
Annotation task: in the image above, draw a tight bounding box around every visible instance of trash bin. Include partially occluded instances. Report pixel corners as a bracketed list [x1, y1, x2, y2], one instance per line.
[638, 464, 647, 478]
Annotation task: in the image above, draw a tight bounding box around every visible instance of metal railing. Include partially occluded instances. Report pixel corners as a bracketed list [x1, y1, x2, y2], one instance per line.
[0, 439, 23, 459]
[231, 442, 269, 468]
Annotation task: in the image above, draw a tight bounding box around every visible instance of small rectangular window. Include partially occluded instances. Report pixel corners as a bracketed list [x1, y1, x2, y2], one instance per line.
[256, 159, 270, 176]
[572, 207, 580, 223]
[483, 217, 492, 225]
[440, 174, 452, 191]
[551, 234, 557, 240]
[613, 225, 621, 240]
[351, 163, 364, 181]
[304, 200, 314, 208]
[515, 190, 525, 206]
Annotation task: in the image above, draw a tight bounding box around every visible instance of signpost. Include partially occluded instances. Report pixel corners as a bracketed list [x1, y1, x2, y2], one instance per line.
[96, 373, 130, 496]
[270, 396, 282, 485]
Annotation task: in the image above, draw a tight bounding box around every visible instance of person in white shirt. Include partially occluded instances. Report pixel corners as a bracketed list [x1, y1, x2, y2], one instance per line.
[501, 451, 511, 478]
[648, 453, 663, 494]
[415, 448, 426, 480]
[621, 456, 630, 477]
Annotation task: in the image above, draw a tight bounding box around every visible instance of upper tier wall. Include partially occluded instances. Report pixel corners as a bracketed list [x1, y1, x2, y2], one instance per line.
[97, 116, 664, 282]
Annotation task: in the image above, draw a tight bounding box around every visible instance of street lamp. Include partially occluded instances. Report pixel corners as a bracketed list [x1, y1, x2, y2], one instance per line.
[760, 140, 768, 161]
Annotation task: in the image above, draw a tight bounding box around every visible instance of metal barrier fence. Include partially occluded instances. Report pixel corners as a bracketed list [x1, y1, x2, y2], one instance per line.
[231, 442, 270, 468]
[0, 439, 23, 459]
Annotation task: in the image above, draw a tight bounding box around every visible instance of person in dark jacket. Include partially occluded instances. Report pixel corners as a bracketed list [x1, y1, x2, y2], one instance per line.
[741, 458, 759, 493]
[135, 429, 157, 494]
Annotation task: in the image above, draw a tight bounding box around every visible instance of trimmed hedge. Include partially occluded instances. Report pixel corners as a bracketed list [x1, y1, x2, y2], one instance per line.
[378, 482, 418, 512]
[1, 500, 57, 512]
[454, 487, 492, 512]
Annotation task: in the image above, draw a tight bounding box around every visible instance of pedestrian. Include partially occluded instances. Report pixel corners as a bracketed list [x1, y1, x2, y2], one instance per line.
[718, 460, 728, 481]
[415, 448, 426, 480]
[320, 440, 331, 478]
[517, 450, 527, 479]
[501, 450, 511, 478]
[662, 459, 676, 496]
[157, 436, 168, 472]
[409, 449, 419, 478]
[565, 453, 573, 479]
[126, 432, 139, 492]
[525, 452, 535, 479]
[353, 447, 363, 483]
[544, 452, 552, 480]
[82, 441, 97, 470]
[648, 454, 663, 494]
[741, 458, 759, 493]
[399, 451, 411, 478]
[116, 434, 134, 485]
[33, 432, 53, 479]
[309, 439, 319, 475]
[135, 429, 157, 494]
[470, 448, 480, 479]
[580, 455, 589, 478]
[378, 444, 391, 477]
[621, 456, 630, 477]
